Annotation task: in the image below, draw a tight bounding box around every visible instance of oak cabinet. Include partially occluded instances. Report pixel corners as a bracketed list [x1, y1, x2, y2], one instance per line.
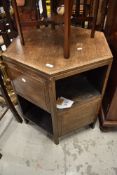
[3, 27, 112, 144]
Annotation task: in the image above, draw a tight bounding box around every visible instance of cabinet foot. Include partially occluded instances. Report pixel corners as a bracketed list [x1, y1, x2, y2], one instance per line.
[53, 137, 59, 145]
[89, 123, 95, 129]
[100, 125, 113, 132]
[24, 119, 29, 124]
[0, 153, 2, 159]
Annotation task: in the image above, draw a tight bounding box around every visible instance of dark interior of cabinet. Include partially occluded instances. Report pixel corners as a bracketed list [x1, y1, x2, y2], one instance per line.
[86, 66, 108, 113]
[17, 95, 53, 134]
[86, 66, 108, 93]
[56, 66, 108, 105]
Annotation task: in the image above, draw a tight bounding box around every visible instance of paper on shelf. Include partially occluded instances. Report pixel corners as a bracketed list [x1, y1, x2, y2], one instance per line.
[56, 97, 74, 109]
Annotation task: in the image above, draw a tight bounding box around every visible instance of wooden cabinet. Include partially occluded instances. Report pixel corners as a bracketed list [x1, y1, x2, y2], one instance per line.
[100, 35, 117, 128]
[100, 0, 117, 129]
[3, 27, 112, 144]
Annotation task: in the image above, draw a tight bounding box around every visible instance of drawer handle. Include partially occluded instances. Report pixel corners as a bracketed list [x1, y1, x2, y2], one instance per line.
[21, 78, 26, 83]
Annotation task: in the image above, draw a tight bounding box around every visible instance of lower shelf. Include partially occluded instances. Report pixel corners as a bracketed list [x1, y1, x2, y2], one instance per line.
[18, 96, 53, 134]
[56, 75, 100, 104]
[25, 106, 53, 134]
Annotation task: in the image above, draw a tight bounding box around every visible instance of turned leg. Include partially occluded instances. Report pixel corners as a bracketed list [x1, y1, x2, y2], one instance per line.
[51, 0, 56, 30]
[53, 136, 59, 145]
[12, 0, 25, 45]
[64, 0, 71, 58]
[64, 0, 74, 58]
[91, 0, 99, 38]
[24, 118, 29, 124]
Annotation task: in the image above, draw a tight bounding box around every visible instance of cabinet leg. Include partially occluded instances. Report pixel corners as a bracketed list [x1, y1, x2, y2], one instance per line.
[24, 118, 29, 124]
[100, 125, 114, 132]
[53, 136, 59, 145]
[0, 153, 2, 159]
[89, 122, 95, 129]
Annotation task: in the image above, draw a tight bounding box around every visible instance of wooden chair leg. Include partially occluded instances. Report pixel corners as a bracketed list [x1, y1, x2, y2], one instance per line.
[64, 0, 74, 59]
[42, 0, 48, 19]
[12, 0, 25, 45]
[91, 0, 99, 38]
[51, 0, 56, 30]
[64, 0, 71, 58]
[75, 0, 80, 17]
[0, 73, 23, 123]
[35, 0, 40, 29]
[82, 0, 87, 28]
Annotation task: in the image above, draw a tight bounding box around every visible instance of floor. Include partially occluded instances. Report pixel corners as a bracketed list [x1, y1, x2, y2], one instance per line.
[0, 108, 117, 175]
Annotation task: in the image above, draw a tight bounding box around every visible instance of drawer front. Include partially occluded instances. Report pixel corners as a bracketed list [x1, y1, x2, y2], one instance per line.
[6, 62, 50, 112]
[58, 98, 101, 136]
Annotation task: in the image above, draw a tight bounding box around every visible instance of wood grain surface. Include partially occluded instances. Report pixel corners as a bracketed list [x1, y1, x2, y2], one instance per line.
[3, 27, 112, 78]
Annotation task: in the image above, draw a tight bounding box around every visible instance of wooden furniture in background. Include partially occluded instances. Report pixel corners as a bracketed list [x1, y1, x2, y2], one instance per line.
[3, 27, 112, 144]
[96, 0, 109, 31]
[16, 0, 41, 28]
[100, 0, 117, 129]
[12, 0, 24, 45]
[12, 0, 99, 58]
[72, 0, 99, 37]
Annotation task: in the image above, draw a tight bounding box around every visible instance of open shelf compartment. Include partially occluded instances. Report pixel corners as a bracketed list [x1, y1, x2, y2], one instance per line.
[55, 67, 106, 135]
[18, 95, 53, 134]
[56, 75, 100, 108]
[56, 66, 108, 109]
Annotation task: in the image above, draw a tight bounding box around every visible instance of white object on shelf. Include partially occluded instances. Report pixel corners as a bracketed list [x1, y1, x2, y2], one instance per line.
[56, 97, 74, 109]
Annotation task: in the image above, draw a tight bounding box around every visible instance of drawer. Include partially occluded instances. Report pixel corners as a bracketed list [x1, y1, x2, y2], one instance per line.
[58, 97, 101, 136]
[6, 62, 50, 112]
